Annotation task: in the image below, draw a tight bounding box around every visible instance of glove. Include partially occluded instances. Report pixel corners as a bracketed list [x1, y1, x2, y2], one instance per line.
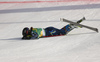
[31, 31, 39, 39]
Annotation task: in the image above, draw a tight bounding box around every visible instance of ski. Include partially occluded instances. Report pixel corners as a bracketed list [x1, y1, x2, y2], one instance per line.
[61, 18, 98, 33]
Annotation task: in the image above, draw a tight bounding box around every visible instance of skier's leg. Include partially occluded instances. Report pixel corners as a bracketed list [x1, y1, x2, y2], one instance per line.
[60, 24, 73, 34]
[60, 17, 85, 34]
[45, 27, 61, 36]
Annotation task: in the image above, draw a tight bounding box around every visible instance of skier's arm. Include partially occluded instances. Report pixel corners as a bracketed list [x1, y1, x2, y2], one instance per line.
[31, 32, 39, 39]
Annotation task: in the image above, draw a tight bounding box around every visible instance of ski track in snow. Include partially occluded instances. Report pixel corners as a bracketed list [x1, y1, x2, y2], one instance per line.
[0, 0, 100, 62]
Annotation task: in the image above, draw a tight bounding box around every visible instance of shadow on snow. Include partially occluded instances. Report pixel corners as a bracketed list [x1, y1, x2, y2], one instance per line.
[0, 21, 59, 24]
[0, 3, 100, 14]
[0, 32, 97, 41]
[0, 19, 100, 24]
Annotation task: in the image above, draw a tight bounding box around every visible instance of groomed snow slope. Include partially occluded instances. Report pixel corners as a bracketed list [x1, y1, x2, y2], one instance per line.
[0, 0, 100, 62]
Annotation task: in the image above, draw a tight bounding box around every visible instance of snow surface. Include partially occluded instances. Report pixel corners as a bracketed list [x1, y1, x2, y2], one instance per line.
[0, 0, 100, 62]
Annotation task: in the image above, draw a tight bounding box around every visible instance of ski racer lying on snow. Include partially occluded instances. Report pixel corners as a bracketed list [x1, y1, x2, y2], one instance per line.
[22, 18, 85, 39]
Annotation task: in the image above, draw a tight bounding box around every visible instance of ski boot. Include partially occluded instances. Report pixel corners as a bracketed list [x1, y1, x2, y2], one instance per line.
[77, 17, 86, 24]
[70, 17, 86, 28]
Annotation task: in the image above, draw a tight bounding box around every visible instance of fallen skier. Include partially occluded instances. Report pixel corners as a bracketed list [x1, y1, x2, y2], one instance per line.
[22, 17, 86, 39]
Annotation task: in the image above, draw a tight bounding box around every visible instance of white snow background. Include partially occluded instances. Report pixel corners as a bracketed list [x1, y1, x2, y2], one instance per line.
[0, 0, 100, 62]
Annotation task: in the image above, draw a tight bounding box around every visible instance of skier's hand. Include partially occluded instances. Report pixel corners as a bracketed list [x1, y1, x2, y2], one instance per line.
[31, 32, 39, 39]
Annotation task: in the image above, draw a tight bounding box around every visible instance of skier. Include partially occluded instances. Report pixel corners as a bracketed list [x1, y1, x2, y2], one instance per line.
[22, 17, 85, 39]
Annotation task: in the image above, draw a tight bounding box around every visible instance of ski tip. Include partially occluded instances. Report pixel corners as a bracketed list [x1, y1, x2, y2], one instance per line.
[96, 28, 99, 33]
[60, 18, 64, 21]
[83, 17, 86, 20]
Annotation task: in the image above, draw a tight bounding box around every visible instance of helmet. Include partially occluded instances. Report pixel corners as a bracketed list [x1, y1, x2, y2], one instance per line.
[22, 27, 30, 37]
[22, 27, 32, 39]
